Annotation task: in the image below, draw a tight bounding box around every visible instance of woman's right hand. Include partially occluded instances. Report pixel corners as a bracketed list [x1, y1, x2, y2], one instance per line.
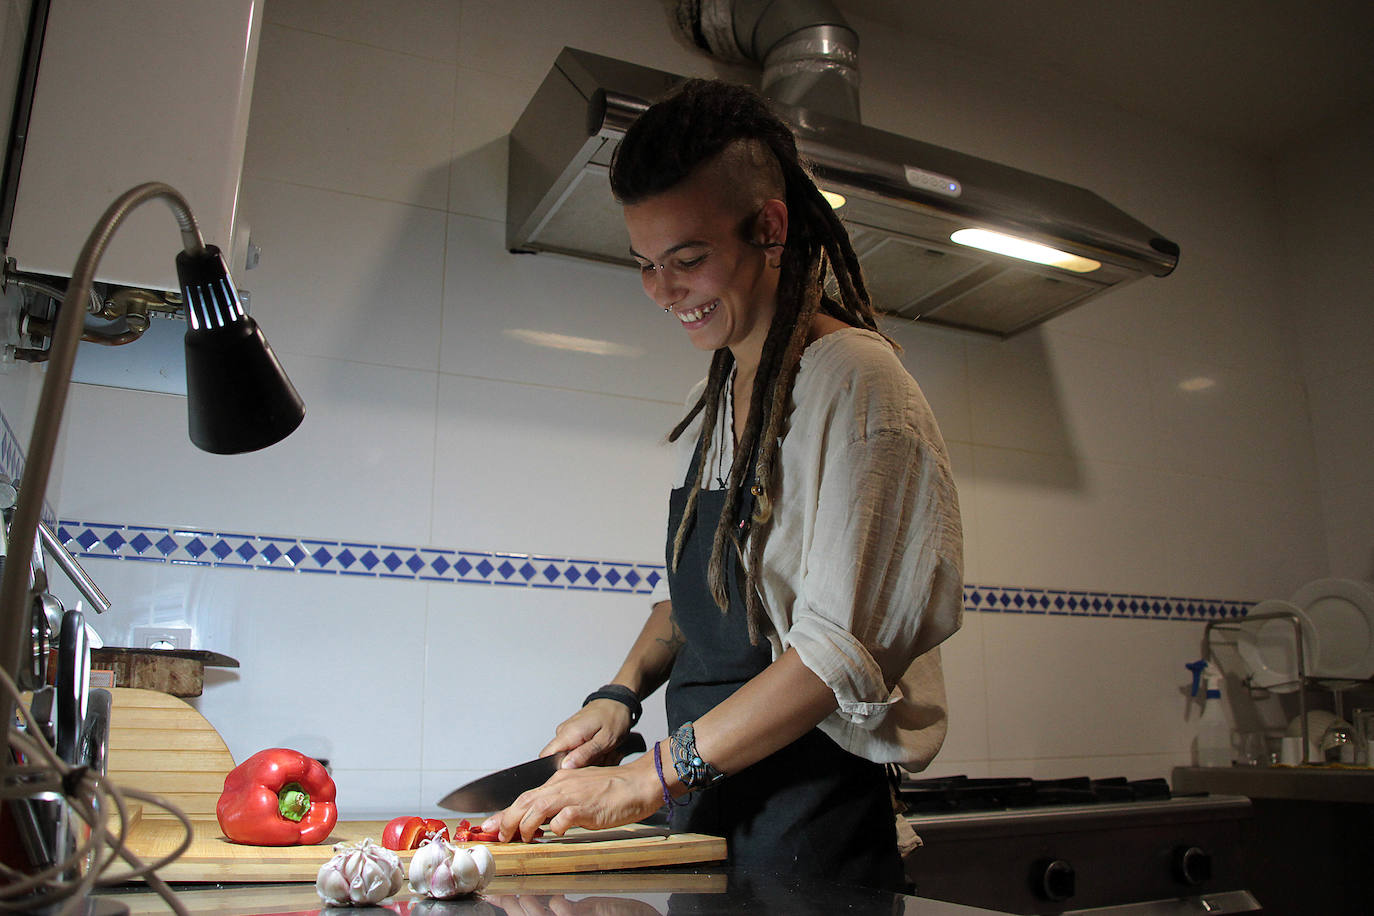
[541, 700, 633, 769]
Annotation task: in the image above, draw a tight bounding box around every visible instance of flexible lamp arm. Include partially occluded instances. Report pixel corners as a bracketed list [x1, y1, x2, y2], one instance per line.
[0, 182, 206, 702]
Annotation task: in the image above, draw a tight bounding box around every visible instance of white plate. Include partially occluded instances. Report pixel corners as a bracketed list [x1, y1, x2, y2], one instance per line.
[1236, 599, 1321, 692]
[1290, 578, 1374, 679]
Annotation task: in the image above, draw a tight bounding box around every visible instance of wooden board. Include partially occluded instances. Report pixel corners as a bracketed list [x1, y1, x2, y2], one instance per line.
[93, 648, 237, 697]
[122, 819, 727, 883]
[106, 687, 236, 820]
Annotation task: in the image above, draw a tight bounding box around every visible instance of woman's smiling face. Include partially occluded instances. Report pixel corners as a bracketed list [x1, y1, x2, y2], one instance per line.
[624, 159, 786, 364]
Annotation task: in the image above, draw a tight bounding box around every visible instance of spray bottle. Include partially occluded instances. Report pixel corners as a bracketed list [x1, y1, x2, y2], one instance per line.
[1186, 659, 1231, 767]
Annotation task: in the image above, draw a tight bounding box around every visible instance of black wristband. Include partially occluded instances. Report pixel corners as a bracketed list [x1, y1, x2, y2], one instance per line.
[582, 683, 642, 726]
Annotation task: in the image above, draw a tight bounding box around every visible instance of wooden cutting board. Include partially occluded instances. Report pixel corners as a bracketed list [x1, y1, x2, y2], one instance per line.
[106, 687, 237, 820]
[122, 819, 726, 882]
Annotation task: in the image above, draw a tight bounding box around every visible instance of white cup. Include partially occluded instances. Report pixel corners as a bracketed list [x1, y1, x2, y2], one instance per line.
[1279, 736, 1304, 765]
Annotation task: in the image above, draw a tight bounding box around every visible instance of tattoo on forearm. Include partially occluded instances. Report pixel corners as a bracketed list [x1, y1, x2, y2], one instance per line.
[657, 613, 686, 652]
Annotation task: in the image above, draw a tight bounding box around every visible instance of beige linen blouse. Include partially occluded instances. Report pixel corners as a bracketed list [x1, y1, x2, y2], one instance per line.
[650, 328, 964, 769]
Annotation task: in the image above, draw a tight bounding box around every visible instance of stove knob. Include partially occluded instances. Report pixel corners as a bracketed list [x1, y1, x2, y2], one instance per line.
[1032, 858, 1076, 901]
[1174, 845, 1213, 885]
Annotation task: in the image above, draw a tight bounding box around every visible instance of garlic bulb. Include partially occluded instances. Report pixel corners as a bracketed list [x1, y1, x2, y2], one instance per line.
[316, 838, 406, 906]
[408, 837, 495, 899]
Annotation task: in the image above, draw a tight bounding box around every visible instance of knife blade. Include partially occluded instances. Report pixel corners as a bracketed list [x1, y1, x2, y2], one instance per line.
[438, 732, 647, 813]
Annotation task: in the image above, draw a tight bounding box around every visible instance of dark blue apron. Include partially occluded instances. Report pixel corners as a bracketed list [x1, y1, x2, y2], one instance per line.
[663, 435, 904, 891]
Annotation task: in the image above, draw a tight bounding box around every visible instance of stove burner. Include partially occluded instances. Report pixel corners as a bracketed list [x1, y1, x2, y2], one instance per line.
[898, 774, 1172, 814]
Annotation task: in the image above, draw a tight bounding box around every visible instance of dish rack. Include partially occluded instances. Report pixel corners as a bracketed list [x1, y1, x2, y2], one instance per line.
[1206, 608, 1374, 765]
[1205, 609, 1314, 764]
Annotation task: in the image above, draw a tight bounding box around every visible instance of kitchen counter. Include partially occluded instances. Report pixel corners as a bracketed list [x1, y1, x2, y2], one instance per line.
[1172, 764, 1374, 803]
[95, 866, 1016, 915]
[1173, 765, 1374, 914]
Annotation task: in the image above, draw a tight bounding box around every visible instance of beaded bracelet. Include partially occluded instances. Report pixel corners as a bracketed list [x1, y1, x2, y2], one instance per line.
[669, 721, 726, 791]
[582, 683, 642, 726]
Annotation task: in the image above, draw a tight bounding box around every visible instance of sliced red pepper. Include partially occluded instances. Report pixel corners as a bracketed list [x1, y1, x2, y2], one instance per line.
[216, 748, 338, 846]
[450, 818, 542, 843]
[382, 815, 450, 850]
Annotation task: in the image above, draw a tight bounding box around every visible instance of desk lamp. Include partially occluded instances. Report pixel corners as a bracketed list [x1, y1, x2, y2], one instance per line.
[0, 182, 304, 911]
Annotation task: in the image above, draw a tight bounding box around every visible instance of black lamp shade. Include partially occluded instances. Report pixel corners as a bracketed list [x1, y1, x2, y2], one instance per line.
[177, 245, 305, 454]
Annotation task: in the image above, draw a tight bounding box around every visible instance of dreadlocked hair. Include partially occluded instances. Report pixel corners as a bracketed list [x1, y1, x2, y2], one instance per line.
[611, 79, 890, 644]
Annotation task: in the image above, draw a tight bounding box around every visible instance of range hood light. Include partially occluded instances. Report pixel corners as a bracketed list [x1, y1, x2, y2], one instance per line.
[950, 228, 1102, 274]
[820, 189, 847, 209]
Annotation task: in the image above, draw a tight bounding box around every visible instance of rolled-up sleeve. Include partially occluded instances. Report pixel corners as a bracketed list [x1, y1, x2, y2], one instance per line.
[788, 424, 961, 727]
[662, 330, 963, 763]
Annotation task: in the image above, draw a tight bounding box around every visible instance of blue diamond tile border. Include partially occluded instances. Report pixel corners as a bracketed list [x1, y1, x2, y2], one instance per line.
[56, 520, 666, 595]
[960, 583, 1251, 621]
[52, 518, 1253, 619]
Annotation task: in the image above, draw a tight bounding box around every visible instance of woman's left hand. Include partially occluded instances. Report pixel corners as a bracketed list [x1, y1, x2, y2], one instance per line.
[481, 754, 664, 842]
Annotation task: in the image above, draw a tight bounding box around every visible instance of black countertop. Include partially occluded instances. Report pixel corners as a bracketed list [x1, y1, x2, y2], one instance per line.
[95, 866, 1015, 915]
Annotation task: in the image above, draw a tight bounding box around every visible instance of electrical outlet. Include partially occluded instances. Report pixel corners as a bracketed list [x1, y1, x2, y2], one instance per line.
[132, 625, 193, 650]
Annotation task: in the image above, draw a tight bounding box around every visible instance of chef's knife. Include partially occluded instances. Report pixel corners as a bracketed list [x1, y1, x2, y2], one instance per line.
[438, 732, 647, 813]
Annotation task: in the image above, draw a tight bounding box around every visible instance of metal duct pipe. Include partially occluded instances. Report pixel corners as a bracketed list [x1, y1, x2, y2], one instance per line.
[671, 0, 861, 121]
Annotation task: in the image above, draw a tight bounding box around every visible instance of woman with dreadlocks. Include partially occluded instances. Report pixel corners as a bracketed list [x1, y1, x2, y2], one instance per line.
[484, 79, 963, 890]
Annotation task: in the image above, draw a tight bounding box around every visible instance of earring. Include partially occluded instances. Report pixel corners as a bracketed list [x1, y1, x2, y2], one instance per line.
[751, 239, 783, 269]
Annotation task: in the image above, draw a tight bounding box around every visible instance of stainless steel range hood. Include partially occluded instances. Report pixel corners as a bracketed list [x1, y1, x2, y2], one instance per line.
[507, 47, 1179, 338]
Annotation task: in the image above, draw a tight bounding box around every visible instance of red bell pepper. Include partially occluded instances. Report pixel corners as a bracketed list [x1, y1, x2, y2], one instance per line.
[216, 748, 338, 846]
[382, 815, 450, 850]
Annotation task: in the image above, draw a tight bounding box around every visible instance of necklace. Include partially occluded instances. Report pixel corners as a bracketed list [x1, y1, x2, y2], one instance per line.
[715, 370, 733, 489]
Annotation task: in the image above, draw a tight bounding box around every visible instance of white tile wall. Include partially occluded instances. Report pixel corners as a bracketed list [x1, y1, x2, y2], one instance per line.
[419, 585, 670, 775]
[448, 66, 540, 223]
[58, 355, 440, 545]
[430, 373, 680, 558]
[967, 449, 1173, 595]
[1321, 483, 1374, 582]
[50, 557, 434, 820]
[966, 329, 1160, 467]
[242, 25, 456, 208]
[5, 0, 1359, 821]
[264, 0, 462, 63]
[1306, 365, 1374, 491]
[1156, 472, 1328, 600]
[439, 213, 703, 403]
[1148, 353, 1317, 492]
[239, 178, 448, 372]
[980, 616, 1200, 765]
[1275, 107, 1374, 580]
[452, 0, 713, 87]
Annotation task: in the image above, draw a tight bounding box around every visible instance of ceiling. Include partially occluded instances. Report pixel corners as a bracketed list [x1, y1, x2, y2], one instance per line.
[834, 0, 1374, 156]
